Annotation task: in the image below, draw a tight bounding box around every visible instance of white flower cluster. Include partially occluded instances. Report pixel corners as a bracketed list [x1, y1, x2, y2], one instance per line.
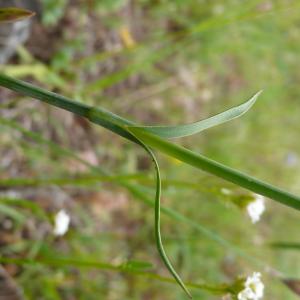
[53, 210, 70, 236]
[238, 272, 264, 300]
[247, 194, 265, 223]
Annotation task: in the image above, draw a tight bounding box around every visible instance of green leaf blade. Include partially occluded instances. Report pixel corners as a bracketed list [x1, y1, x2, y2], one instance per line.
[128, 130, 193, 298]
[129, 91, 262, 139]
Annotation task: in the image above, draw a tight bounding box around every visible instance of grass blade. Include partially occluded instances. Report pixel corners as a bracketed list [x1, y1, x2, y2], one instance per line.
[130, 132, 192, 297]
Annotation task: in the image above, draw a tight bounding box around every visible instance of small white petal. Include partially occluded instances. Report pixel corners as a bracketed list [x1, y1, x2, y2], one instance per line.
[238, 287, 255, 300]
[238, 272, 264, 300]
[53, 210, 70, 236]
[247, 195, 265, 223]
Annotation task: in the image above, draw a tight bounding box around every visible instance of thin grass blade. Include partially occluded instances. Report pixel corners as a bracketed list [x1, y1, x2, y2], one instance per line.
[129, 131, 192, 298]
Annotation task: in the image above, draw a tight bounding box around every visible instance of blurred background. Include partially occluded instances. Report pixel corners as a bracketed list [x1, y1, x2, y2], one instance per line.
[0, 0, 300, 299]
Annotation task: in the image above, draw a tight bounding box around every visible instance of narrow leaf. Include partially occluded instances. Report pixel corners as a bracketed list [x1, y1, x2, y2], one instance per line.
[129, 91, 261, 139]
[0, 7, 35, 22]
[129, 130, 192, 298]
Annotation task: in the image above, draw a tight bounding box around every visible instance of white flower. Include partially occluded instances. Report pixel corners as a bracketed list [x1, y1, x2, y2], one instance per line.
[238, 272, 264, 300]
[53, 210, 70, 236]
[247, 194, 265, 223]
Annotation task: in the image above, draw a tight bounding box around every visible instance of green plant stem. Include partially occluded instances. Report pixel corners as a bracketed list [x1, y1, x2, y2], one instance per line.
[0, 74, 137, 143]
[129, 128, 300, 211]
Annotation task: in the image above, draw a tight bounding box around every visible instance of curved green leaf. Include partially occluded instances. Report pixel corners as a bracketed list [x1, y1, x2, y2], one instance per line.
[129, 91, 261, 139]
[129, 130, 192, 298]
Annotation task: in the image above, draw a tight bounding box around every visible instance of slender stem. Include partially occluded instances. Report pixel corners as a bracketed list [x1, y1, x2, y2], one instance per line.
[0, 74, 91, 117]
[0, 74, 137, 143]
[129, 128, 300, 211]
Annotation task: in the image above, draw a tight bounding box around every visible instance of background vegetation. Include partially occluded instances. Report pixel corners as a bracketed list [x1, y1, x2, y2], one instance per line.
[0, 0, 300, 299]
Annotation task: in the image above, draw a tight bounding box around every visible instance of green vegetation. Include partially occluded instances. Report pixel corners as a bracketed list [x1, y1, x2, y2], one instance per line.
[1, 1, 300, 299]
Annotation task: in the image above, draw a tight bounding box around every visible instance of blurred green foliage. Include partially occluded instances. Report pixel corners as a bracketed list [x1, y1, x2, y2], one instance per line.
[41, 0, 68, 26]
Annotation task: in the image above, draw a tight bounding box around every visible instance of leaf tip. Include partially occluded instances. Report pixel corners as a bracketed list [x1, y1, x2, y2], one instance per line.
[0, 7, 35, 23]
[247, 90, 263, 108]
[256, 89, 264, 96]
